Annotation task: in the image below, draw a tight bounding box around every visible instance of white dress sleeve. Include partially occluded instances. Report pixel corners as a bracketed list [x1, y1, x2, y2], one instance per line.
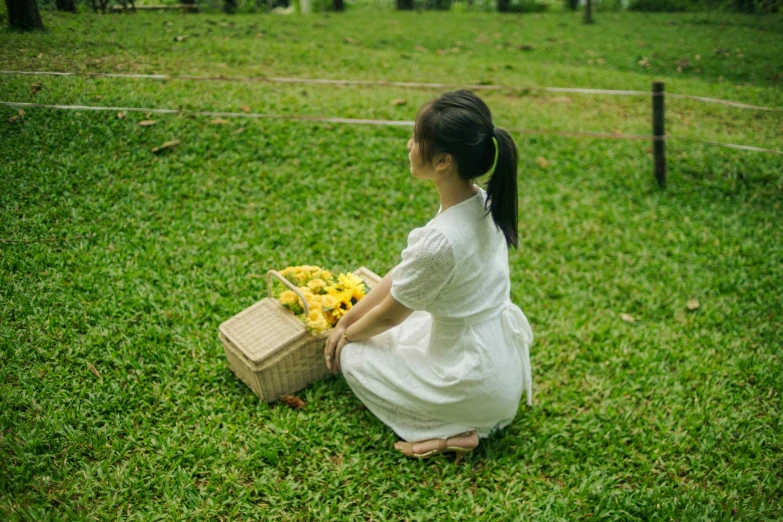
[390, 226, 456, 311]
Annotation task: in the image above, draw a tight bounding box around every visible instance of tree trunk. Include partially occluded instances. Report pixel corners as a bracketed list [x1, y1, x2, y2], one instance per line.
[333, 0, 344, 10]
[583, 0, 593, 23]
[567, 0, 578, 10]
[55, 0, 76, 12]
[223, 0, 236, 13]
[396, 0, 413, 9]
[6, 0, 44, 31]
[497, 0, 510, 12]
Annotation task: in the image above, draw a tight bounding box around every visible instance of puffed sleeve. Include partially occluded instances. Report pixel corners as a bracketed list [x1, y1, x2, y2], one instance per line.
[390, 226, 456, 311]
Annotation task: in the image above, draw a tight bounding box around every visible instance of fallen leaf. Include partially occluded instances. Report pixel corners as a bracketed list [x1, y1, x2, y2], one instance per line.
[536, 157, 548, 169]
[343, 36, 358, 44]
[7, 115, 20, 124]
[414, 45, 429, 53]
[17, 109, 24, 117]
[138, 120, 157, 127]
[210, 118, 229, 125]
[292, 159, 301, 166]
[686, 298, 700, 311]
[234, 127, 246, 134]
[330, 453, 344, 466]
[638, 58, 651, 68]
[280, 394, 305, 410]
[240, 105, 251, 113]
[174, 35, 187, 42]
[695, 54, 701, 60]
[152, 139, 181, 153]
[436, 49, 446, 56]
[117, 111, 126, 120]
[30, 83, 42, 95]
[95, 95, 103, 100]
[86, 362, 102, 383]
[620, 313, 636, 323]
[37, 53, 43, 59]
[391, 99, 407, 106]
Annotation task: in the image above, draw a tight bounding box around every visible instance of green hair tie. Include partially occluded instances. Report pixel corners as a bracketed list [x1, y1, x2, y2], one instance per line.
[486, 136, 499, 177]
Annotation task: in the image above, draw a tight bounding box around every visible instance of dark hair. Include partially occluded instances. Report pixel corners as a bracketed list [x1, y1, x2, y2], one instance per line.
[414, 90, 519, 248]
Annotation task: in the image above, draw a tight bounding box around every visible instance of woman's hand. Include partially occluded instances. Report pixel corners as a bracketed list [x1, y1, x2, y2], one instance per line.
[324, 324, 347, 373]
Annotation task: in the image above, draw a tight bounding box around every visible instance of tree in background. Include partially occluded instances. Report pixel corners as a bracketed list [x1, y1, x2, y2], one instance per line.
[497, 0, 510, 11]
[584, 0, 593, 22]
[55, 0, 76, 12]
[5, 0, 44, 30]
[333, 0, 344, 10]
[396, 0, 413, 9]
[224, 0, 237, 12]
[565, 0, 579, 9]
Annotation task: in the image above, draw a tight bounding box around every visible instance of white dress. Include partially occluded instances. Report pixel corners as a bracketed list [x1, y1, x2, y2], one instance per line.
[340, 188, 533, 442]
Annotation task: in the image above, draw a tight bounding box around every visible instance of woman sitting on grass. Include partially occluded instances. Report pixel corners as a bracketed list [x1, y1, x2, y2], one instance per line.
[324, 90, 533, 459]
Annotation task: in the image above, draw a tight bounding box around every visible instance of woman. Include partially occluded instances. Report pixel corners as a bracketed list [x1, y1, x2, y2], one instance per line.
[324, 90, 533, 459]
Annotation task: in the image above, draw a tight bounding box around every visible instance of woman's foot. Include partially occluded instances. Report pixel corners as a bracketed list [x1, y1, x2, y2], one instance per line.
[394, 431, 479, 462]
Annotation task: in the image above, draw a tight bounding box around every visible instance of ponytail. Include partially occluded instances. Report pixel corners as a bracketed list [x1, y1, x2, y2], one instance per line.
[485, 128, 519, 249]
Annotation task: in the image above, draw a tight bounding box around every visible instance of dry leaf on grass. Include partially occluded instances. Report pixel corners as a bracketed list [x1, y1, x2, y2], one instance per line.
[152, 139, 181, 154]
[536, 157, 549, 169]
[174, 35, 187, 42]
[31, 83, 43, 95]
[7, 115, 21, 124]
[686, 298, 700, 311]
[343, 36, 359, 44]
[139, 120, 157, 127]
[117, 112, 126, 120]
[330, 453, 343, 466]
[234, 127, 246, 134]
[37, 53, 43, 59]
[86, 362, 102, 383]
[240, 105, 251, 113]
[391, 99, 407, 106]
[620, 313, 636, 323]
[280, 394, 305, 410]
[210, 118, 229, 125]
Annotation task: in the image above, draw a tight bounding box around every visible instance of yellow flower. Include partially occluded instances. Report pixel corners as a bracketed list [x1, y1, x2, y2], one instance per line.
[279, 290, 303, 314]
[306, 309, 329, 335]
[318, 294, 338, 311]
[307, 278, 327, 294]
[338, 272, 367, 303]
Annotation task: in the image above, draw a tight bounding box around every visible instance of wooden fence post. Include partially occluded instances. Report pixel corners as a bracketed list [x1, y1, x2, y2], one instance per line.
[652, 81, 666, 188]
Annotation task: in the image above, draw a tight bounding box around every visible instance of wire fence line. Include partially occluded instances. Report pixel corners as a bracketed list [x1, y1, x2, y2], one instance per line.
[3, 100, 780, 156]
[2, 70, 782, 113]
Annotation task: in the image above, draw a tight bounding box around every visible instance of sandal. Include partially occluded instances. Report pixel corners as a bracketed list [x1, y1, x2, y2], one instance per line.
[394, 431, 479, 462]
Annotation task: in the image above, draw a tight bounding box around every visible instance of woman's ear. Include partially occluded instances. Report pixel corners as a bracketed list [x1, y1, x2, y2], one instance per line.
[435, 153, 453, 172]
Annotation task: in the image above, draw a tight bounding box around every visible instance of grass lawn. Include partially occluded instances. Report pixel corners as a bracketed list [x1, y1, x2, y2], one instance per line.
[1, 8, 782, 520]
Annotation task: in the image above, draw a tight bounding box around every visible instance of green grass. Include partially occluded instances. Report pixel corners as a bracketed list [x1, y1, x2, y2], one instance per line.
[1, 8, 782, 521]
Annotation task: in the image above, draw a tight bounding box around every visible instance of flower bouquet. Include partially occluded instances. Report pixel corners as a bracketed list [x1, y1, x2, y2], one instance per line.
[275, 265, 369, 335]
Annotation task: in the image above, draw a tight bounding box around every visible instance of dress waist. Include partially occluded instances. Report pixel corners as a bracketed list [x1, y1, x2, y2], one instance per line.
[431, 300, 511, 327]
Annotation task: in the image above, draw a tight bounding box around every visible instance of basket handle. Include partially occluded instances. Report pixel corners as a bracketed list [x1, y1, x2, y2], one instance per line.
[267, 270, 309, 317]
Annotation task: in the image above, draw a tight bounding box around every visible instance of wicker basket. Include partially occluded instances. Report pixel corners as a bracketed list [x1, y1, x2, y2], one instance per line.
[219, 266, 382, 402]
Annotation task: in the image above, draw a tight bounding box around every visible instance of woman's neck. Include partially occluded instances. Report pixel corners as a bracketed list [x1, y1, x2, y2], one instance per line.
[434, 176, 478, 212]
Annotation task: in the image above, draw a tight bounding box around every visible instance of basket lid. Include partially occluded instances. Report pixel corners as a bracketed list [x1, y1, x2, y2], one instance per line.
[218, 298, 306, 364]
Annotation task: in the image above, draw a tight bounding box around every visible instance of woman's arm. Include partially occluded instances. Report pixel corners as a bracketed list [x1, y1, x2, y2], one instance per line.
[324, 266, 413, 372]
